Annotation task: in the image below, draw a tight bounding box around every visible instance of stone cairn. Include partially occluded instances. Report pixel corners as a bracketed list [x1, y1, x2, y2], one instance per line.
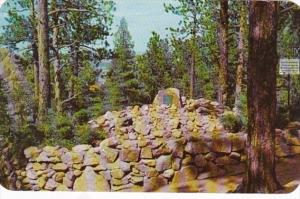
[18, 88, 300, 192]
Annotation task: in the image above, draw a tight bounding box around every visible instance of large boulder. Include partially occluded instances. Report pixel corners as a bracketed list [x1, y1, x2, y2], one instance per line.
[153, 88, 182, 108]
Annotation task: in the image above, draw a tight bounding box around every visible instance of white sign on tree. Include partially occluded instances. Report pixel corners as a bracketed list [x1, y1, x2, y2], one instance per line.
[279, 59, 300, 75]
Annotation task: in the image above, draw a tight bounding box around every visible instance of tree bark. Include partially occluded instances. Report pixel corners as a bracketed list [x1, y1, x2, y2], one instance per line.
[37, 0, 50, 122]
[51, 0, 62, 113]
[67, 42, 80, 113]
[30, 0, 39, 106]
[190, 36, 196, 99]
[237, 1, 281, 193]
[217, 0, 229, 105]
[234, 2, 246, 116]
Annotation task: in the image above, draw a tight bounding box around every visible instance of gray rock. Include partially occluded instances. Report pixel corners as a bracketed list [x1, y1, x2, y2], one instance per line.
[156, 155, 172, 172]
[44, 179, 57, 190]
[26, 170, 38, 180]
[72, 145, 91, 153]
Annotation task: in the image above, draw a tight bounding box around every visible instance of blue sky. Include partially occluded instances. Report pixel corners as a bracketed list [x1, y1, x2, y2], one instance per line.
[0, 0, 180, 53]
[111, 0, 180, 53]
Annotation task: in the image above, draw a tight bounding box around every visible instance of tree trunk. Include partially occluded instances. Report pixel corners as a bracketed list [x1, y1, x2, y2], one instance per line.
[37, 0, 50, 122]
[51, 0, 62, 113]
[29, 0, 39, 122]
[190, 36, 196, 99]
[217, 0, 228, 105]
[67, 43, 79, 114]
[234, 2, 246, 115]
[237, 1, 281, 193]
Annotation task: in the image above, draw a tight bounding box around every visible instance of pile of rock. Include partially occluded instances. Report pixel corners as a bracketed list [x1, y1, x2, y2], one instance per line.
[18, 88, 300, 192]
[19, 89, 249, 191]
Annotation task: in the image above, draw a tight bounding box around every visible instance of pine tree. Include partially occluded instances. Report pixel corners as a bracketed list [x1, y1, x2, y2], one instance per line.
[106, 18, 139, 109]
[137, 32, 173, 102]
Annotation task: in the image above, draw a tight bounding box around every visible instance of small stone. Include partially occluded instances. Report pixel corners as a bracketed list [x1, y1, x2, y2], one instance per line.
[229, 152, 241, 160]
[182, 154, 193, 166]
[61, 152, 83, 165]
[72, 145, 91, 153]
[56, 184, 69, 191]
[141, 147, 153, 159]
[172, 158, 182, 170]
[46, 169, 55, 178]
[162, 169, 175, 179]
[130, 176, 144, 184]
[194, 154, 207, 168]
[73, 163, 83, 170]
[141, 159, 156, 167]
[129, 132, 137, 140]
[74, 170, 82, 177]
[36, 151, 50, 162]
[119, 161, 131, 172]
[43, 146, 59, 157]
[172, 129, 182, 138]
[138, 139, 148, 148]
[111, 177, 129, 186]
[145, 168, 159, 178]
[211, 134, 232, 153]
[120, 148, 140, 162]
[26, 170, 38, 180]
[166, 139, 184, 158]
[171, 166, 198, 184]
[93, 164, 107, 172]
[123, 140, 137, 149]
[83, 152, 100, 166]
[205, 152, 217, 161]
[52, 163, 68, 171]
[153, 130, 164, 138]
[21, 171, 26, 177]
[169, 118, 180, 129]
[152, 145, 172, 157]
[32, 163, 46, 171]
[100, 170, 112, 181]
[156, 155, 172, 172]
[63, 177, 73, 188]
[144, 176, 168, 191]
[185, 141, 209, 154]
[37, 176, 47, 188]
[151, 140, 163, 149]
[100, 137, 119, 148]
[44, 179, 57, 190]
[24, 147, 41, 159]
[111, 169, 125, 179]
[101, 147, 119, 163]
[53, 172, 65, 182]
